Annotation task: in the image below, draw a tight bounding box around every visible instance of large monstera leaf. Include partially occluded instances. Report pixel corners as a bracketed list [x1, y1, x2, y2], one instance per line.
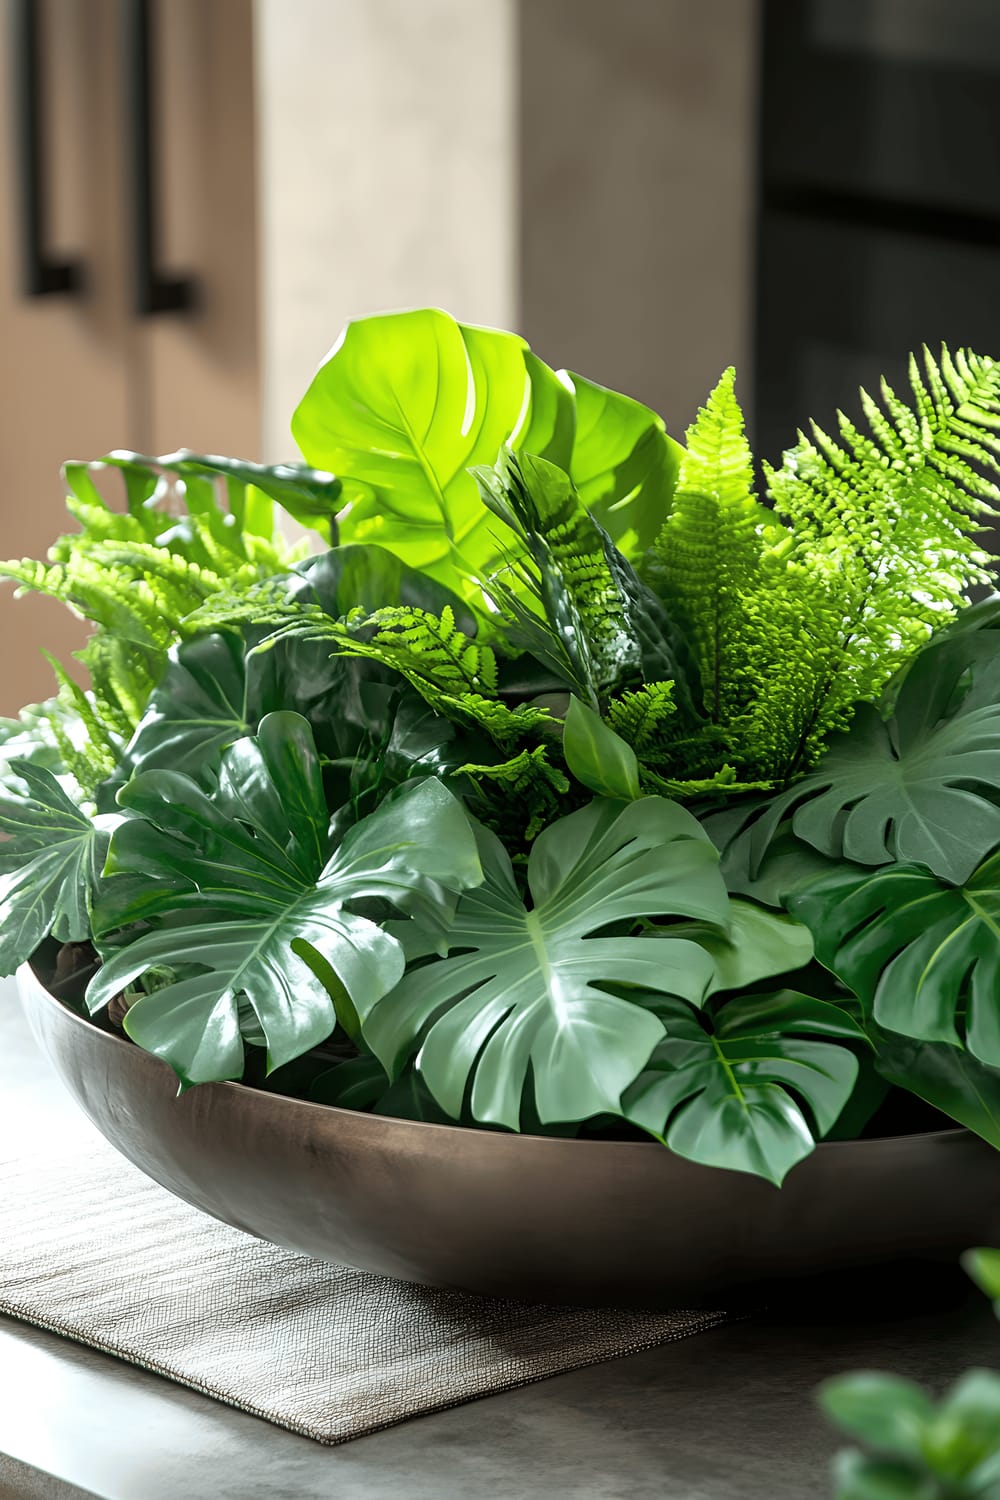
[0, 762, 119, 975]
[87, 713, 482, 1087]
[358, 797, 731, 1131]
[721, 637, 1000, 887]
[622, 993, 864, 1185]
[789, 855, 1000, 1068]
[290, 309, 679, 600]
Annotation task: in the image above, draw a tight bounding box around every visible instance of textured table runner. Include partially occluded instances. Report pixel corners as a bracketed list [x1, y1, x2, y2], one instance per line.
[0, 1128, 726, 1444]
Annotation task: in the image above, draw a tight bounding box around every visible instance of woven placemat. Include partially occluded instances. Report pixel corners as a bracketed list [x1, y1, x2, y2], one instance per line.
[0, 1124, 726, 1445]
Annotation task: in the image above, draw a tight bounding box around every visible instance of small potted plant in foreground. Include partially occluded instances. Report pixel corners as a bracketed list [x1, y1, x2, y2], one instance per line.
[4, 309, 1000, 1301]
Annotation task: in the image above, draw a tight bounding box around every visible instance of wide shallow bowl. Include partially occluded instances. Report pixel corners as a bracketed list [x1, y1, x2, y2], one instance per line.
[20, 964, 1000, 1307]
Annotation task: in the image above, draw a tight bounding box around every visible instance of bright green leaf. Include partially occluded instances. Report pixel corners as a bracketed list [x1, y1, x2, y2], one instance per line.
[963, 1248, 1000, 1307]
[562, 696, 641, 801]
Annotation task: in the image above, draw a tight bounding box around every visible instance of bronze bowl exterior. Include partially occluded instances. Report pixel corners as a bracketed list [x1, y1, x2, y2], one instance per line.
[19, 965, 1000, 1307]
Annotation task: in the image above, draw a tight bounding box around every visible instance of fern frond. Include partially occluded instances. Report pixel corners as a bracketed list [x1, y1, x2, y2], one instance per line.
[747, 344, 1000, 777]
[455, 744, 572, 841]
[646, 369, 770, 724]
[605, 681, 676, 754]
[475, 449, 641, 704]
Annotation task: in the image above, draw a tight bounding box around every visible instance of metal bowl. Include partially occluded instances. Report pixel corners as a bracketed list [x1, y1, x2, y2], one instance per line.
[19, 965, 1000, 1307]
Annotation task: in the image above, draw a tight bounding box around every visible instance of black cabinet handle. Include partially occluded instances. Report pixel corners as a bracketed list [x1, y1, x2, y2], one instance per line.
[122, 0, 199, 317]
[11, 0, 84, 297]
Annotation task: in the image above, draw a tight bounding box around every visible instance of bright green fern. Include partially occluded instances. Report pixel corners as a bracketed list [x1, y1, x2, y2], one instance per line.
[646, 368, 767, 727]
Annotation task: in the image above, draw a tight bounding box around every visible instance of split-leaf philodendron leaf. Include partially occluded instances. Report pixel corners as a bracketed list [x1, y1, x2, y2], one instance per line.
[721, 636, 1000, 887]
[358, 797, 729, 1131]
[290, 308, 681, 603]
[0, 762, 119, 975]
[791, 855, 1000, 1067]
[622, 992, 864, 1185]
[87, 713, 482, 1087]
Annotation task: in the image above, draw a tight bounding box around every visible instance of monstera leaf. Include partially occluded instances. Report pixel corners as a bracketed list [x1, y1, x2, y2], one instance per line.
[873, 1032, 1000, 1150]
[622, 992, 864, 1185]
[790, 856, 1000, 1067]
[0, 762, 119, 975]
[87, 714, 482, 1087]
[568, 372, 682, 555]
[648, 898, 815, 997]
[358, 797, 731, 1131]
[722, 637, 1000, 887]
[290, 309, 679, 600]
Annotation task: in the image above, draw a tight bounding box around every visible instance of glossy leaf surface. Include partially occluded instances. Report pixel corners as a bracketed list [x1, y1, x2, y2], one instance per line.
[360, 797, 728, 1130]
[0, 762, 118, 975]
[291, 309, 679, 600]
[790, 856, 1000, 1067]
[622, 992, 863, 1184]
[87, 714, 481, 1087]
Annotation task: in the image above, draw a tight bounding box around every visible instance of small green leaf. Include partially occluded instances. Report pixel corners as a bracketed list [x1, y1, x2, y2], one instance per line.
[962, 1248, 1000, 1306]
[922, 1370, 1000, 1481]
[819, 1374, 934, 1460]
[830, 1449, 935, 1500]
[563, 697, 641, 801]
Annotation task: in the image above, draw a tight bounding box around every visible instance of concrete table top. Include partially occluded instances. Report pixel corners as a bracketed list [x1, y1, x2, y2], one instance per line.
[1, 979, 997, 1500]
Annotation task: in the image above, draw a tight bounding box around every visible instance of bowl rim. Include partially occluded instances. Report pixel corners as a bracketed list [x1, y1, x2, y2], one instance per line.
[18, 961, 972, 1156]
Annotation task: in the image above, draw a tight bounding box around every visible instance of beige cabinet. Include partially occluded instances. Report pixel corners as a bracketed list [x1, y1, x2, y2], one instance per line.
[0, 0, 258, 715]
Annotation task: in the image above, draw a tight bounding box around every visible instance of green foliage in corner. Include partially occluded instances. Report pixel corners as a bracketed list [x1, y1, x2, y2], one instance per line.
[0, 450, 325, 795]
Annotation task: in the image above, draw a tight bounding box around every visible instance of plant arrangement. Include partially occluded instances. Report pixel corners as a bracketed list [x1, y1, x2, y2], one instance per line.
[821, 1248, 1000, 1498]
[4, 308, 1000, 1188]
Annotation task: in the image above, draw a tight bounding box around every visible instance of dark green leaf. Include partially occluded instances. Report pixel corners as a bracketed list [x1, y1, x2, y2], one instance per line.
[789, 856, 1000, 1067]
[562, 697, 640, 801]
[360, 797, 729, 1130]
[622, 992, 862, 1185]
[873, 1033, 1000, 1150]
[87, 713, 482, 1087]
[101, 448, 342, 536]
[0, 762, 118, 975]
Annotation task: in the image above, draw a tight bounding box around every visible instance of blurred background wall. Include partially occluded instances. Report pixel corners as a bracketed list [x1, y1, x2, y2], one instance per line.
[2, 0, 999, 712]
